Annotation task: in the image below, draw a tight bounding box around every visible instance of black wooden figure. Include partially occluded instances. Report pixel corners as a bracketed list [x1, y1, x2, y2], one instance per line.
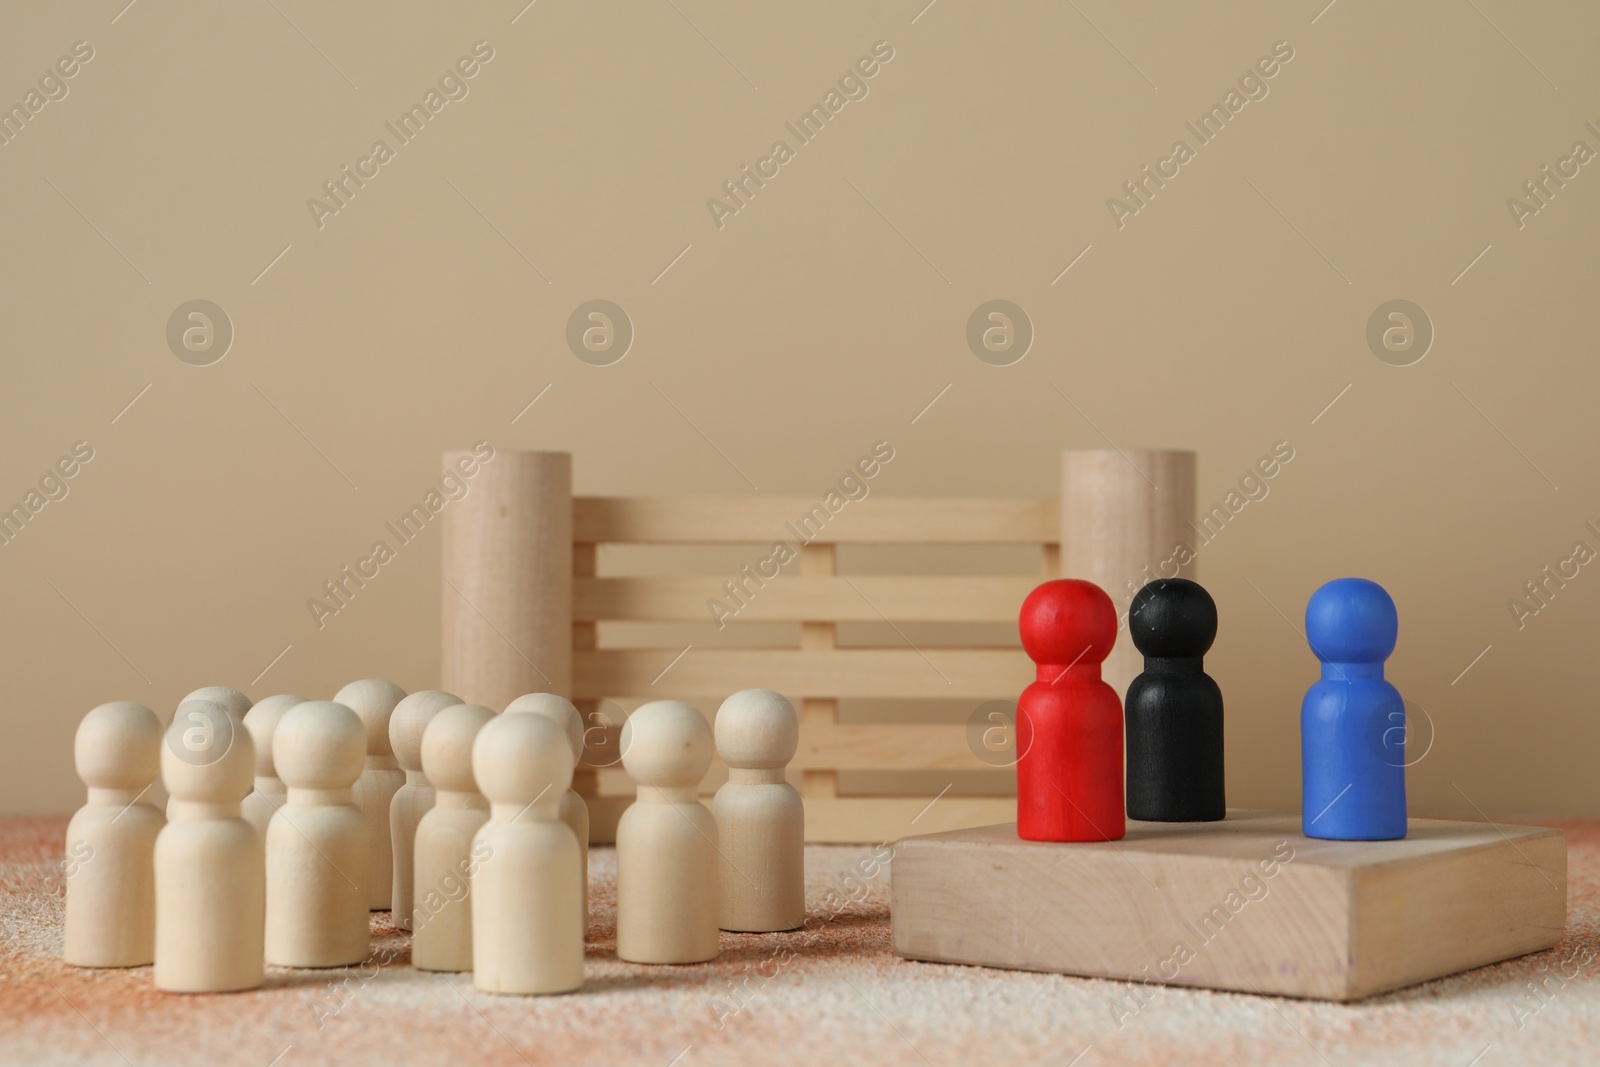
[1125, 577, 1224, 822]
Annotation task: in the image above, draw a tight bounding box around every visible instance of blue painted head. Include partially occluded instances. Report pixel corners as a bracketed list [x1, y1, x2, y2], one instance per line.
[1305, 577, 1398, 664]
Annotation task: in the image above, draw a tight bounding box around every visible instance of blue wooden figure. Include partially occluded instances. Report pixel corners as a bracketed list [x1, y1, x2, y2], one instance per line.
[1301, 577, 1407, 840]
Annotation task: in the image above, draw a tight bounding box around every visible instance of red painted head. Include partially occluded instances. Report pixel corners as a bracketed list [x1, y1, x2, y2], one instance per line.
[1019, 579, 1116, 670]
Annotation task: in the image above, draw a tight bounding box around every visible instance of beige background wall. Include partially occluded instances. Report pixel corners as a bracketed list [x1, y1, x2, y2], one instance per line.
[1, 0, 1595, 816]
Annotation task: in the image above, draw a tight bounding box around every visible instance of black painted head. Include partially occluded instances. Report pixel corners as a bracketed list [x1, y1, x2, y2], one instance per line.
[1128, 578, 1217, 658]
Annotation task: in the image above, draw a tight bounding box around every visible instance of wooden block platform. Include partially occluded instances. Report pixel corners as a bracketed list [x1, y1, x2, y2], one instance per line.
[890, 811, 1566, 1001]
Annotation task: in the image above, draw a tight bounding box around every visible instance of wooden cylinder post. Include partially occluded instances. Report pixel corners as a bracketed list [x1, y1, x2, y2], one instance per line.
[1060, 449, 1196, 698]
[441, 449, 572, 711]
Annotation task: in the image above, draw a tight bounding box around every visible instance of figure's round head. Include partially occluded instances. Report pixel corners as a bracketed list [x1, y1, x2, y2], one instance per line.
[503, 693, 585, 762]
[1129, 578, 1217, 658]
[1019, 579, 1116, 667]
[620, 700, 713, 788]
[75, 701, 162, 790]
[242, 694, 306, 777]
[714, 689, 798, 770]
[473, 712, 574, 807]
[181, 686, 251, 723]
[421, 704, 496, 794]
[273, 701, 366, 790]
[162, 700, 254, 803]
[332, 679, 407, 757]
[389, 690, 462, 772]
[1305, 577, 1398, 663]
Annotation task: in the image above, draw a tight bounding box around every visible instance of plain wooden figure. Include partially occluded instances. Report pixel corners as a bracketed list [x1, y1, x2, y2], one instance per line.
[63, 701, 164, 968]
[412, 703, 494, 971]
[616, 700, 719, 964]
[165, 688, 250, 821]
[1015, 579, 1125, 843]
[335, 678, 407, 910]
[1302, 577, 1408, 841]
[388, 689, 460, 932]
[712, 689, 804, 932]
[504, 693, 590, 936]
[155, 698, 265, 992]
[266, 700, 371, 967]
[1125, 579, 1225, 822]
[471, 712, 584, 994]
[241, 694, 305, 844]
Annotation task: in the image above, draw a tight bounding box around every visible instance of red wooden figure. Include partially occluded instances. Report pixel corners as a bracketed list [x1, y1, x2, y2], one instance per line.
[1015, 578, 1125, 842]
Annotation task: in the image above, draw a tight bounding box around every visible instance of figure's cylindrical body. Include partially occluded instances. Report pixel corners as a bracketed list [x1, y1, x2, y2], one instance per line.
[472, 813, 583, 994]
[441, 448, 572, 709]
[411, 798, 489, 970]
[1060, 449, 1196, 697]
[1302, 666, 1407, 840]
[390, 772, 434, 931]
[1016, 667, 1125, 841]
[388, 689, 459, 929]
[337, 679, 406, 911]
[1126, 662, 1225, 821]
[63, 792, 162, 967]
[413, 702, 495, 968]
[242, 781, 286, 844]
[265, 797, 370, 967]
[616, 793, 719, 963]
[155, 810, 265, 992]
[713, 770, 804, 931]
[352, 764, 403, 910]
[557, 789, 590, 938]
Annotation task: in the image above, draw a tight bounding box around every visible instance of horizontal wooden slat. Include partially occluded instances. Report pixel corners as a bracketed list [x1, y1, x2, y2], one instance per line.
[574, 575, 1038, 623]
[573, 497, 1055, 544]
[574, 648, 1029, 700]
[794, 723, 998, 770]
[580, 794, 1017, 844]
[577, 723, 1003, 772]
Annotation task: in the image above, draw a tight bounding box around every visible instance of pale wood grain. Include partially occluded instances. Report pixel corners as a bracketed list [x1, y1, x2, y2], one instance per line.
[471, 712, 584, 994]
[713, 689, 805, 932]
[458, 450, 1194, 845]
[65, 701, 163, 969]
[890, 812, 1566, 1000]
[799, 543, 840, 802]
[578, 722, 1000, 772]
[575, 575, 1042, 622]
[1061, 449, 1196, 696]
[616, 701, 719, 964]
[573, 497, 1055, 544]
[442, 450, 572, 710]
[574, 648, 1027, 700]
[265, 701, 370, 970]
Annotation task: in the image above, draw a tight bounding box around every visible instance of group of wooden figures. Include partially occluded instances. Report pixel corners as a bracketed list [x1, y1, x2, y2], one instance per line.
[61, 572, 1407, 994]
[1017, 573, 1408, 843]
[63, 683, 804, 995]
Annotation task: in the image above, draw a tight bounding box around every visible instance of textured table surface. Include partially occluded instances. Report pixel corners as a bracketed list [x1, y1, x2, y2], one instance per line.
[2, 816, 1596, 1067]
